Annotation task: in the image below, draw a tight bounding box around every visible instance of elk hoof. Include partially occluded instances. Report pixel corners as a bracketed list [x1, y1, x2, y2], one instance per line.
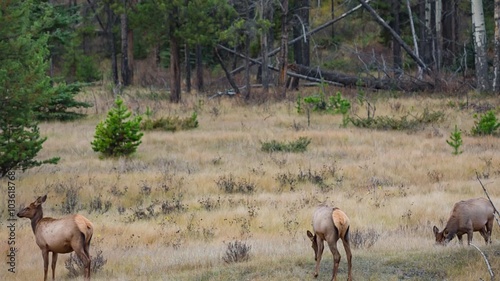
[313, 272, 318, 278]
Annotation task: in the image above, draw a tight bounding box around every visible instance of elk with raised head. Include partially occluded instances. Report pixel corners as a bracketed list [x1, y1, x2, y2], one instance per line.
[306, 205, 352, 281]
[17, 195, 93, 281]
[433, 197, 494, 245]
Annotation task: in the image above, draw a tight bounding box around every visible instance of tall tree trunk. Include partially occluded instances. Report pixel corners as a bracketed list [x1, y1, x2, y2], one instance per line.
[292, 0, 310, 89]
[185, 44, 191, 93]
[279, 0, 289, 98]
[120, 1, 130, 86]
[127, 28, 134, 84]
[493, 0, 500, 92]
[170, 36, 181, 103]
[472, 0, 490, 92]
[244, 34, 251, 100]
[419, 0, 433, 65]
[442, 0, 458, 66]
[260, 0, 269, 94]
[196, 44, 204, 92]
[435, 0, 442, 72]
[331, 0, 334, 38]
[106, 3, 118, 86]
[244, 0, 251, 100]
[407, 0, 422, 79]
[391, 0, 402, 76]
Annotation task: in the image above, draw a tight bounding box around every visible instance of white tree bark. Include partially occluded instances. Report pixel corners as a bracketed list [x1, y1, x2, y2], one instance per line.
[435, 0, 442, 71]
[493, 0, 500, 92]
[472, 0, 490, 91]
[406, 0, 422, 79]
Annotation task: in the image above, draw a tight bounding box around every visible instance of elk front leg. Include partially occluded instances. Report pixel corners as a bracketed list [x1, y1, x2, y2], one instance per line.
[314, 238, 324, 278]
[42, 250, 49, 281]
[331, 247, 341, 281]
[467, 231, 474, 246]
[51, 252, 58, 281]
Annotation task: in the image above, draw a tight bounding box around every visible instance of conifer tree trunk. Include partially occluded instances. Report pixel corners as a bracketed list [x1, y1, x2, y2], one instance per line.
[391, 0, 402, 76]
[106, 3, 119, 86]
[170, 36, 182, 102]
[120, 1, 131, 86]
[279, 0, 289, 98]
[442, 0, 458, 66]
[292, 0, 310, 89]
[259, 0, 269, 94]
[185, 44, 191, 93]
[196, 44, 204, 92]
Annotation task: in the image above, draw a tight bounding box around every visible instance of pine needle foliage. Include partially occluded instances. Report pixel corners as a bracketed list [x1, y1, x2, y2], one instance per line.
[91, 97, 143, 157]
[446, 125, 463, 155]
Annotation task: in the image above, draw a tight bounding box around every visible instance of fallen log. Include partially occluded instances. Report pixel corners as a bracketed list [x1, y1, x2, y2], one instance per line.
[289, 63, 434, 92]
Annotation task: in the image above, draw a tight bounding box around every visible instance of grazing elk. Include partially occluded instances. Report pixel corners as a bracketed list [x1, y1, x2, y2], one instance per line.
[306, 205, 352, 281]
[17, 195, 93, 281]
[433, 197, 494, 246]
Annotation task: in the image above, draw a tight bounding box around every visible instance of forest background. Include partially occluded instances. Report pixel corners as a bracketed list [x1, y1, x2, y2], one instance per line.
[1, 0, 500, 280]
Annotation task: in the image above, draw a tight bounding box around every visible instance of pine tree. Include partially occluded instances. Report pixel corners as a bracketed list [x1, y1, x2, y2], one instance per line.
[0, 0, 60, 177]
[91, 97, 143, 157]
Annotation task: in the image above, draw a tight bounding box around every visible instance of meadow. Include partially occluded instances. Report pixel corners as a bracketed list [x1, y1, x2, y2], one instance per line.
[1, 85, 500, 281]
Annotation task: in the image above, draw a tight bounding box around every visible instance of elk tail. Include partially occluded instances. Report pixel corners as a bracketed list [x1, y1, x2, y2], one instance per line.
[74, 214, 94, 243]
[332, 209, 350, 239]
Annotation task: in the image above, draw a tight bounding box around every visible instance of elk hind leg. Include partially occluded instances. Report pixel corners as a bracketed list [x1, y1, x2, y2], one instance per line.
[342, 237, 353, 281]
[328, 242, 341, 281]
[486, 218, 494, 244]
[72, 233, 91, 280]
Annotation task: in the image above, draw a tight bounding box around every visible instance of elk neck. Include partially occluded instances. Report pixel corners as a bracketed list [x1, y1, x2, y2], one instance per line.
[30, 208, 44, 234]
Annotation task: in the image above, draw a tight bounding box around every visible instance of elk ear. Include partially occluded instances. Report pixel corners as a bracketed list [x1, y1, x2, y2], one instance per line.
[433, 226, 439, 235]
[35, 195, 47, 205]
[307, 230, 314, 241]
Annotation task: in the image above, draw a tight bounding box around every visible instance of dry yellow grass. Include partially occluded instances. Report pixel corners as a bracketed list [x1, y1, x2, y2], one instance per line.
[1, 86, 500, 280]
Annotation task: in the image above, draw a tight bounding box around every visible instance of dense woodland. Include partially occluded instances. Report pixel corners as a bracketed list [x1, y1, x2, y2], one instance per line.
[1, 0, 500, 175]
[5, 1, 500, 97]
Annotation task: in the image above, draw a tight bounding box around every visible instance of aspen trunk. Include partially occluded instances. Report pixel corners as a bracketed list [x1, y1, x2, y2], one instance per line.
[472, 0, 490, 92]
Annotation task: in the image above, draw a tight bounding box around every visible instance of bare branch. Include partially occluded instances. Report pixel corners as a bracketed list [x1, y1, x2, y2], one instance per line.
[470, 243, 495, 280]
[356, 0, 430, 74]
[476, 171, 500, 228]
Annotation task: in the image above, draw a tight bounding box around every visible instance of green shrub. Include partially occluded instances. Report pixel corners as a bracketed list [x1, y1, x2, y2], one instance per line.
[91, 97, 143, 157]
[471, 110, 500, 136]
[351, 108, 444, 131]
[302, 92, 350, 114]
[261, 137, 311, 153]
[141, 112, 198, 131]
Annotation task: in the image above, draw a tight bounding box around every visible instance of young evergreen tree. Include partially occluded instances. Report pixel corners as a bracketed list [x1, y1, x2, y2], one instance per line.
[91, 97, 143, 157]
[0, 0, 60, 177]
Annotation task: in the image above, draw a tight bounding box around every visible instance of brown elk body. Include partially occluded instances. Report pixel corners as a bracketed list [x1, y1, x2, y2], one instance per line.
[17, 195, 93, 281]
[307, 206, 352, 281]
[433, 197, 494, 246]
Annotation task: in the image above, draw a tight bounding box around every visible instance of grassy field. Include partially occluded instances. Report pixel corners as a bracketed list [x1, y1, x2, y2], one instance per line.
[1, 86, 500, 281]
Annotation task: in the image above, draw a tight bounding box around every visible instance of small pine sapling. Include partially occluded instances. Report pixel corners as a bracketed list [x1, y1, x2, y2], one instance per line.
[446, 125, 463, 155]
[91, 97, 143, 157]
